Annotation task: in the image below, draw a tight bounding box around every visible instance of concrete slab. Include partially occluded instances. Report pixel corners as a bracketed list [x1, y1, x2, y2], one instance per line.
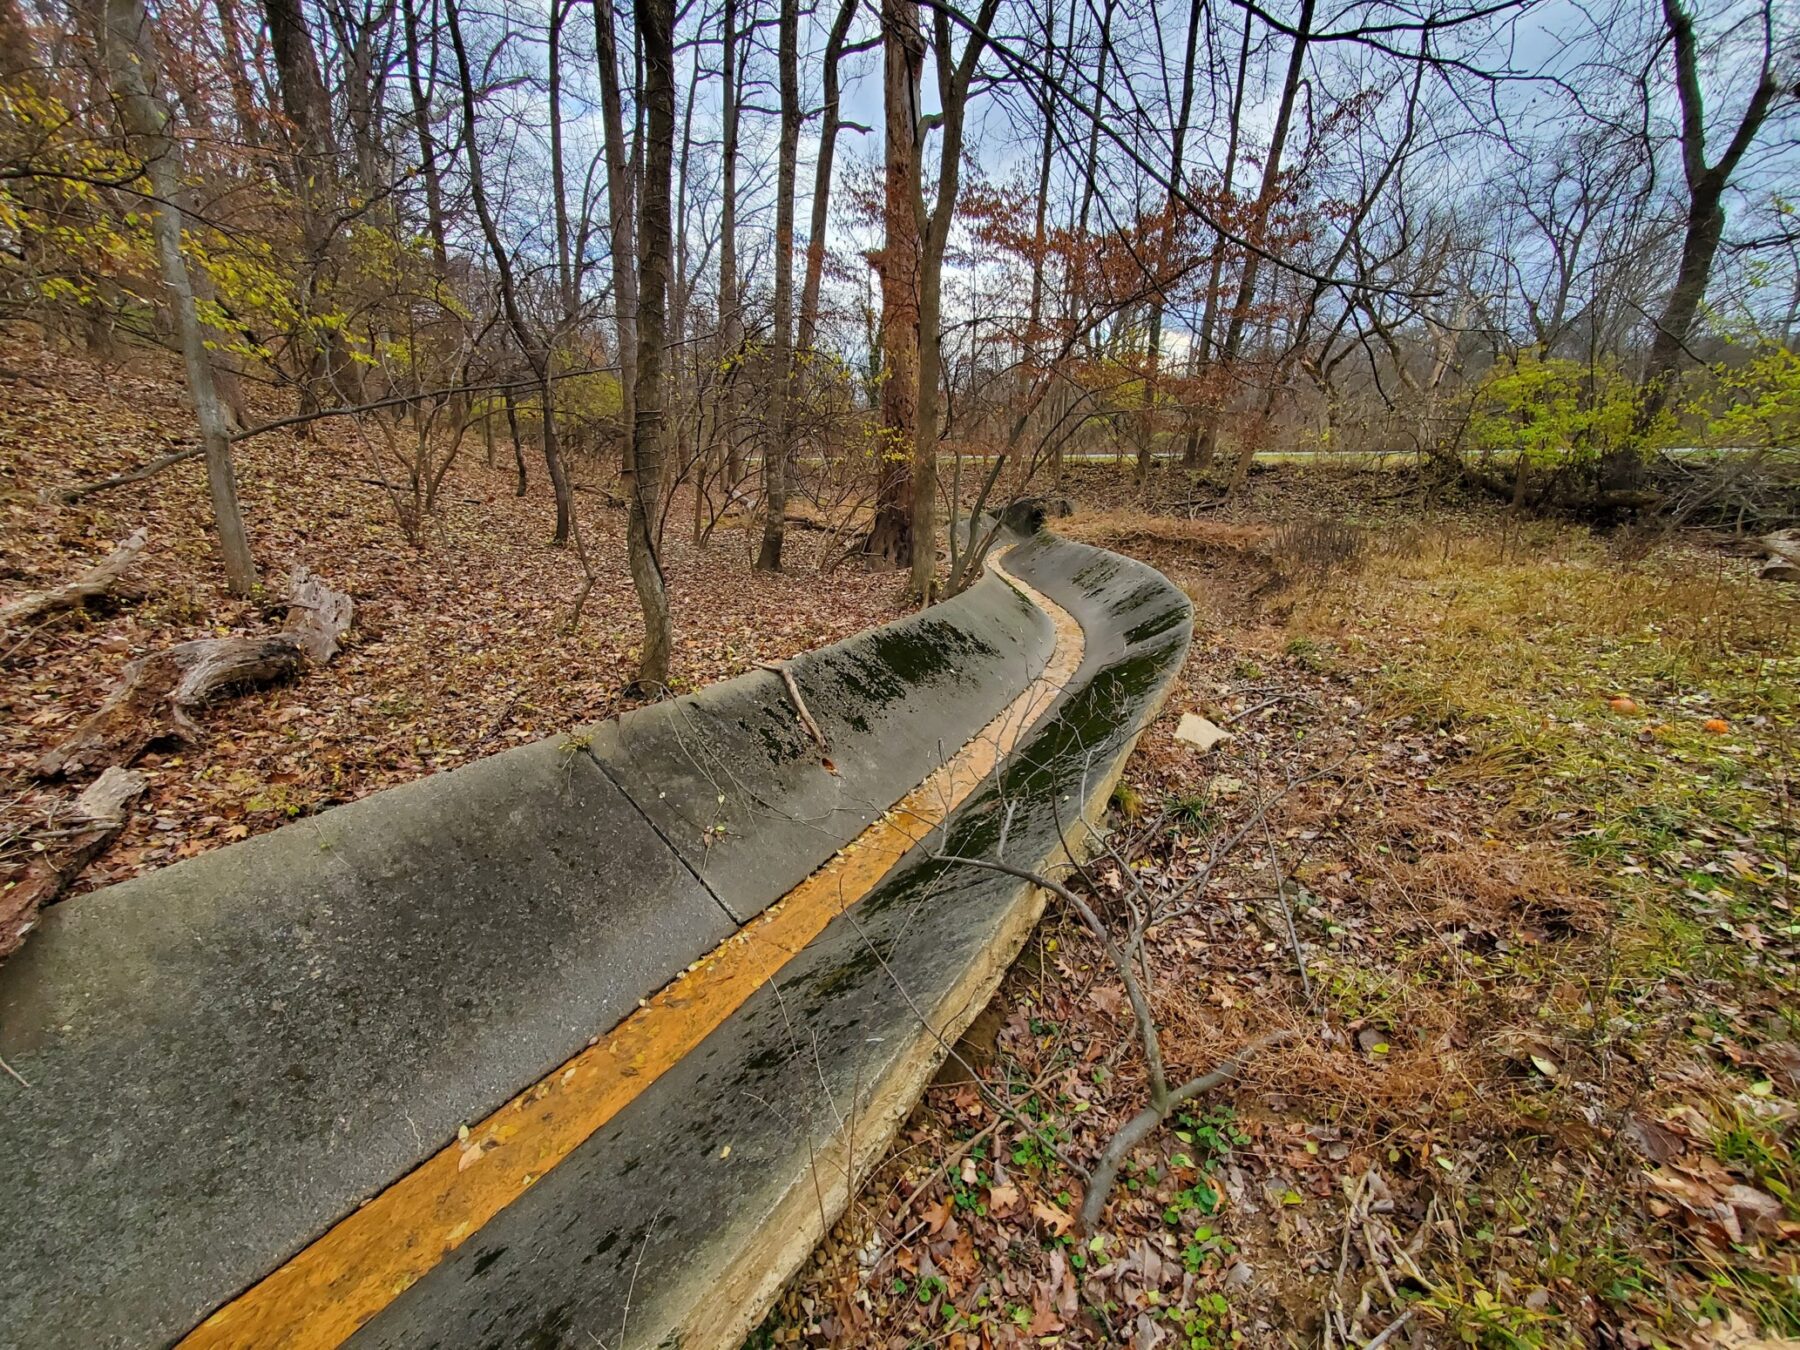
[585, 570, 1054, 914]
[0, 737, 737, 1348]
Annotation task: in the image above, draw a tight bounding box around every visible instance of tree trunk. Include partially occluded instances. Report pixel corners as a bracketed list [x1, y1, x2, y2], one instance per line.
[1622, 0, 1780, 493]
[626, 0, 675, 689]
[548, 0, 576, 318]
[262, 0, 362, 414]
[715, 0, 743, 492]
[908, 0, 996, 601]
[756, 0, 800, 571]
[400, 0, 449, 270]
[866, 0, 923, 569]
[212, 0, 265, 152]
[596, 0, 640, 454]
[97, 0, 256, 594]
[1134, 0, 1202, 482]
[506, 391, 528, 495]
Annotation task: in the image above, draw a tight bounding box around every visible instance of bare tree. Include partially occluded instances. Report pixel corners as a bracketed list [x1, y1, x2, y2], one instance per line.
[92, 0, 256, 594]
[756, 0, 801, 570]
[444, 0, 577, 544]
[865, 0, 923, 568]
[908, 0, 999, 600]
[1624, 0, 1787, 481]
[626, 0, 676, 688]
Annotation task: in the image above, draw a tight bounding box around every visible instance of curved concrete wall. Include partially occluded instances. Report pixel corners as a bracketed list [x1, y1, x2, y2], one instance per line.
[346, 532, 1195, 1349]
[0, 570, 1053, 1348]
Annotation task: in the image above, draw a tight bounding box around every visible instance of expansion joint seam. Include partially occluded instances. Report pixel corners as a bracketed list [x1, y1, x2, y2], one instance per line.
[581, 746, 746, 925]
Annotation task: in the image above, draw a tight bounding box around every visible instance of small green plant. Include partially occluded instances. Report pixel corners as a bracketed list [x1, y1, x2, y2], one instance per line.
[1181, 1224, 1234, 1273]
[1284, 635, 1333, 671]
[1165, 1291, 1233, 1349]
[1011, 1121, 1067, 1172]
[1163, 1180, 1220, 1225]
[1175, 1105, 1250, 1166]
[1166, 794, 1216, 830]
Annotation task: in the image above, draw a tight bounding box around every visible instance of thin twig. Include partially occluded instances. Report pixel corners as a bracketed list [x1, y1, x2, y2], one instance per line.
[759, 661, 829, 754]
[1361, 1307, 1416, 1349]
[0, 1053, 30, 1089]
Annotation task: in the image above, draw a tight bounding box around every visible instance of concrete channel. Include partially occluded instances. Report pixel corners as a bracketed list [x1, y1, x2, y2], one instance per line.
[0, 528, 1191, 1349]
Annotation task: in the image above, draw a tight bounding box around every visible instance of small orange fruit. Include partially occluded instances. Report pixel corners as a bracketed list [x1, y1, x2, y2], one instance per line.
[1703, 717, 1730, 734]
[1608, 696, 1640, 715]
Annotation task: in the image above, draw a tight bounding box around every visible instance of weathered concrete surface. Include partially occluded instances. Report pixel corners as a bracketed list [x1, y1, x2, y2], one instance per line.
[586, 570, 1051, 915]
[348, 533, 1193, 1350]
[0, 573, 1053, 1349]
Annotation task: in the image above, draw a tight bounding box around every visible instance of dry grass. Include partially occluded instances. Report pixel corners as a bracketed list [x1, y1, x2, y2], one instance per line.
[760, 501, 1800, 1350]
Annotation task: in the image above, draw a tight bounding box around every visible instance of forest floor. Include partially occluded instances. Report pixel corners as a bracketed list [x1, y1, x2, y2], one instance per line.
[758, 470, 1800, 1348]
[0, 331, 903, 901]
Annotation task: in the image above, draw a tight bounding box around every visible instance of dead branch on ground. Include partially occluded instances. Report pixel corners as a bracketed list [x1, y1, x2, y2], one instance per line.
[36, 568, 352, 778]
[0, 528, 149, 629]
[932, 759, 1330, 1232]
[759, 660, 830, 758]
[1, 766, 148, 961]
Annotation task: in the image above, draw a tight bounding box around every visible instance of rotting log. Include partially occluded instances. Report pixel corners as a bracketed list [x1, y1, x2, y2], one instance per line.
[1, 767, 148, 961]
[0, 528, 149, 629]
[36, 568, 351, 778]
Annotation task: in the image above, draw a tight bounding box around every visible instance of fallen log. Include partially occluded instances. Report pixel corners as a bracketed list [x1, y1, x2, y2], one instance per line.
[0, 528, 149, 629]
[1761, 530, 1799, 581]
[1, 767, 148, 961]
[36, 567, 352, 778]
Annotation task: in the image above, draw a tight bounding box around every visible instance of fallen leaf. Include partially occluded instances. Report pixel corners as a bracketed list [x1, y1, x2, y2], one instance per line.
[1032, 1200, 1074, 1236]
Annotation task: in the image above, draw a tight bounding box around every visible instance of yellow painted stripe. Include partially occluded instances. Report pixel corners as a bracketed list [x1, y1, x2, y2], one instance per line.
[180, 553, 1083, 1349]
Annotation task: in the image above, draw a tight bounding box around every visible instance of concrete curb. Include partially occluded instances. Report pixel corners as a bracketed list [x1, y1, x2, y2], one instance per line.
[344, 532, 1194, 1350]
[0, 570, 1054, 1348]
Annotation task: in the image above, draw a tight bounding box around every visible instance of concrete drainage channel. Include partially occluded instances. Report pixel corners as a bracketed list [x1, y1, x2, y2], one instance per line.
[0, 529, 1191, 1349]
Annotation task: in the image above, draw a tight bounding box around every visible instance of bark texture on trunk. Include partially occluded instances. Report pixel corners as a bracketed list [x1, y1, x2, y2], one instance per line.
[716, 0, 743, 491]
[756, 0, 800, 571]
[97, 0, 256, 594]
[908, 0, 998, 601]
[596, 0, 640, 454]
[866, 0, 923, 570]
[627, 0, 675, 689]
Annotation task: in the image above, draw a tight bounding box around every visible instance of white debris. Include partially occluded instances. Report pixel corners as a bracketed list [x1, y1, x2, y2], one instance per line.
[1174, 712, 1233, 753]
